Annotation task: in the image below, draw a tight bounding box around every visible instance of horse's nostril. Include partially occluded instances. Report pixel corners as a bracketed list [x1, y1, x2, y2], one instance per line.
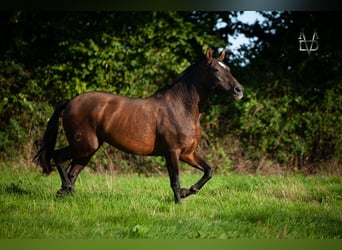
[234, 86, 242, 93]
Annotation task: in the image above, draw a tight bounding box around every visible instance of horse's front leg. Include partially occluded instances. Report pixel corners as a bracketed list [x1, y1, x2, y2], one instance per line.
[179, 151, 213, 198]
[165, 150, 182, 204]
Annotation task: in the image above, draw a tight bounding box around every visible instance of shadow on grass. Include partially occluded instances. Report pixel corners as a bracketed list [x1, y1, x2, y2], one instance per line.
[3, 181, 31, 195]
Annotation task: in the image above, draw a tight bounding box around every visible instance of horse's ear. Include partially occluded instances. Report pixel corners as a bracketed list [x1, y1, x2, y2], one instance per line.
[206, 47, 213, 63]
[218, 49, 226, 61]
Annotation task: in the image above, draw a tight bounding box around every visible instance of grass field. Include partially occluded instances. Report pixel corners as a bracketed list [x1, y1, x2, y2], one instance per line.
[0, 162, 341, 239]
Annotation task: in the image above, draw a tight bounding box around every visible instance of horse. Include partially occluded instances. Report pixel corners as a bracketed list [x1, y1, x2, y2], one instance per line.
[34, 48, 244, 204]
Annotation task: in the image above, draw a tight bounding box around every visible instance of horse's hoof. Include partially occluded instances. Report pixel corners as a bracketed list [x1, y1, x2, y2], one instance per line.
[174, 199, 182, 205]
[180, 188, 191, 198]
[56, 187, 73, 197]
[189, 187, 199, 194]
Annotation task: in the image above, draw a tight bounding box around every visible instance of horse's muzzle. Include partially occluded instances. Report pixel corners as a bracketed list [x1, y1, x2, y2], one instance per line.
[233, 86, 244, 100]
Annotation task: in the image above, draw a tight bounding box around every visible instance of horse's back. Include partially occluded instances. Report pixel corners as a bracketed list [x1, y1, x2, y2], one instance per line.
[62, 92, 120, 130]
[66, 91, 124, 110]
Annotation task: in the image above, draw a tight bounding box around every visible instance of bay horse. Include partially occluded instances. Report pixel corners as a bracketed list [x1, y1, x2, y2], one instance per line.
[35, 48, 243, 204]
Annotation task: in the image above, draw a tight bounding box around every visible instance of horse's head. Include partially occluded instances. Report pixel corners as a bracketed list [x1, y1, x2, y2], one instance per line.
[205, 48, 244, 101]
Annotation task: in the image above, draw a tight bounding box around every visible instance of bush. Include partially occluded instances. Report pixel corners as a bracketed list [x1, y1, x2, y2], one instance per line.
[227, 81, 342, 172]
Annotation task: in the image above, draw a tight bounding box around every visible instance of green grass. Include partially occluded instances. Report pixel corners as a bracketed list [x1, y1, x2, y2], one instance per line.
[0, 162, 341, 239]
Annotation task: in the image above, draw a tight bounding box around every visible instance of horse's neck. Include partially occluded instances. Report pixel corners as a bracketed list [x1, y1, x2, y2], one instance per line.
[172, 69, 211, 114]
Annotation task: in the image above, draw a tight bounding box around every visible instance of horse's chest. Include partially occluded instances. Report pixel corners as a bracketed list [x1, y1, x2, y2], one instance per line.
[159, 116, 200, 150]
[181, 123, 201, 151]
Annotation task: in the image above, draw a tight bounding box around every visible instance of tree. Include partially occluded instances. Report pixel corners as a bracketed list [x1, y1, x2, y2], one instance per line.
[225, 11, 342, 171]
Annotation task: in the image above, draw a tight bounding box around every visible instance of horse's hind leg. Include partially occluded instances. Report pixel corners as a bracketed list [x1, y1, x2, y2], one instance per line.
[179, 151, 213, 198]
[52, 146, 74, 196]
[66, 157, 91, 188]
[64, 139, 102, 192]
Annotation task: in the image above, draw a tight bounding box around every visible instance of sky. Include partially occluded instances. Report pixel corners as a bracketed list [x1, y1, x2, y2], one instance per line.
[228, 11, 265, 53]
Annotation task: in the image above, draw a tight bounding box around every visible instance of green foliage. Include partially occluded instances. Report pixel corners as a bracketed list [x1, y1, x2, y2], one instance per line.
[202, 79, 341, 172]
[0, 59, 51, 158]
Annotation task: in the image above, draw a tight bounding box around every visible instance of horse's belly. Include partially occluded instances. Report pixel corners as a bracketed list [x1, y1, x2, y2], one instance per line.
[98, 97, 159, 155]
[107, 137, 155, 155]
[102, 124, 156, 155]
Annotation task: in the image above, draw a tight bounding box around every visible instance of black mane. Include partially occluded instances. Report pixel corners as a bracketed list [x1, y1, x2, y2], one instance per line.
[153, 60, 211, 113]
[153, 61, 204, 98]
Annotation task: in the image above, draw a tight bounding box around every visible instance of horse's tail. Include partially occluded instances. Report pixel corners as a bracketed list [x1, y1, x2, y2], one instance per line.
[34, 101, 68, 174]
